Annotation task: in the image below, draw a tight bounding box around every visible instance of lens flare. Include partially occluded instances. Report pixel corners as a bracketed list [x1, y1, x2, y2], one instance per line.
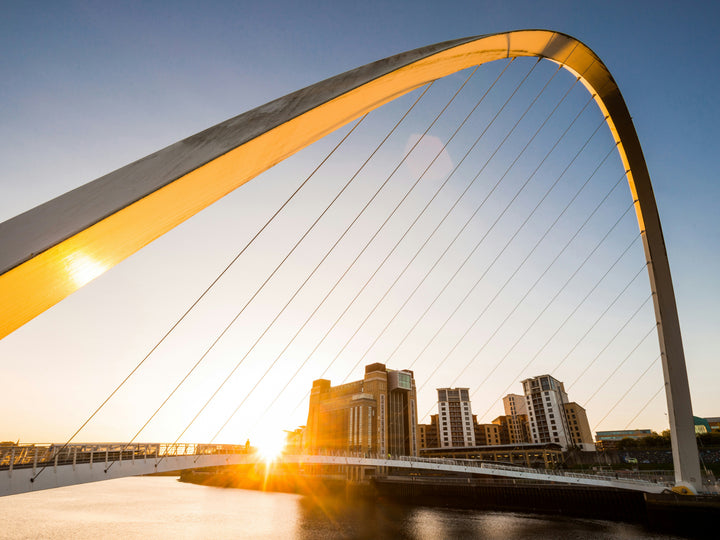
[254, 429, 285, 462]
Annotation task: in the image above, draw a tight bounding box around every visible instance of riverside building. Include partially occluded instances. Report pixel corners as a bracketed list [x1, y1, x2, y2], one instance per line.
[521, 374, 594, 451]
[595, 428, 652, 450]
[437, 388, 476, 447]
[564, 402, 594, 451]
[304, 363, 419, 457]
[500, 393, 532, 444]
[418, 388, 502, 449]
[417, 386, 564, 468]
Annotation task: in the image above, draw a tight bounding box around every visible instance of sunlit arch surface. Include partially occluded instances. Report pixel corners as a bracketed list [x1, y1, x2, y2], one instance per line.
[0, 29, 700, 489]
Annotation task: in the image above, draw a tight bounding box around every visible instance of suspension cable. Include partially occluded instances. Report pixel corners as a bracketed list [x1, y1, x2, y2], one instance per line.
[102, 82, 436, 470]
[592, 353, 661, 432]
[376, 59, 594, 373]
[443, 129, 619, 391]
[242, 59, 520, 432]
[338, 66, 575, 384]
[29, 112, 368, 483]
[421, 208, 638, 421]
[389, 93, 594, 377]
[460, 201, 637, 396]
[583, 323, 658, 405]
[466, 209, 638, 398]
[549, 265, 650, 375]
[286, 58, 559, 418]
[623, 385, 664, 430]
[474, 233, 641, 422]
[566, 293, 654, 390]
[413, 98, 600, 395]
[149, 65, 481, 457]
[200, 66, 485, 444]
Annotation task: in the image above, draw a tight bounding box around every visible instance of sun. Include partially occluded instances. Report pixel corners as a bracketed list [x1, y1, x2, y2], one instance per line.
[254, 429, 286, 462]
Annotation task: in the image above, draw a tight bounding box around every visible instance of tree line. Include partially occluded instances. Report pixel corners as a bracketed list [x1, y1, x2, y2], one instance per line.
[616, 430, 720, 449]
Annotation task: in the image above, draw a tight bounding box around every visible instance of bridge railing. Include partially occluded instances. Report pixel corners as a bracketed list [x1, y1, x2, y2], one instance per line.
[3, 446, 712, 492]
[285, 451, 679, 488]
[0, 443, 251, 471]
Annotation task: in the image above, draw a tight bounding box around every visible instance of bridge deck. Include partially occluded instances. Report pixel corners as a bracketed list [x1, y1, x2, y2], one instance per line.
[0, 444, 677, 497]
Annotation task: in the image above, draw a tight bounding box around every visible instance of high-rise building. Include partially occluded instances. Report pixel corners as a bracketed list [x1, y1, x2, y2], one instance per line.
[437, 388, 475, 447]
[492, 414, 531, 445]
[492, 416, 512, 445]
[304, 363, 418, 456]
[521, 374, 594, 451]
[503, 393, 527, 416]
[564, 402, 594, 451]
[522, 374, 573, 450]
[474, 421, 501, 445]
[418, 415, 439, 449]
[503, 393, 531, 443]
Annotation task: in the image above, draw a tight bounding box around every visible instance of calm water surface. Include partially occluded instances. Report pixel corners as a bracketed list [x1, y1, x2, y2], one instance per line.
[0, 477, 683, 539]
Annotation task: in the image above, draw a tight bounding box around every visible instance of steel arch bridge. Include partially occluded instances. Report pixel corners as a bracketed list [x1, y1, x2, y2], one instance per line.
[0, 30, 701, 491]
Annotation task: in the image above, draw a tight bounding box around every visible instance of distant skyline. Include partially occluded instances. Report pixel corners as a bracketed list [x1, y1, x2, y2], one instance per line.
[1, 1, 718, 445]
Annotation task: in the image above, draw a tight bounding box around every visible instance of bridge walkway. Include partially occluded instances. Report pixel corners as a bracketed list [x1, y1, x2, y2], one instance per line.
[0, 444, 680, 497]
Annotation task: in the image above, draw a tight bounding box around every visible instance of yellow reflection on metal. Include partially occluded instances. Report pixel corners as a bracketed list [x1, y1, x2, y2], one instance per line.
[64, 252, 108, 289]
[0, 30, 651, 339]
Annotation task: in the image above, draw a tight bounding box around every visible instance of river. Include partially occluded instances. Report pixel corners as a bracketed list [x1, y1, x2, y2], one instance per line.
[0, 476, 683, 538]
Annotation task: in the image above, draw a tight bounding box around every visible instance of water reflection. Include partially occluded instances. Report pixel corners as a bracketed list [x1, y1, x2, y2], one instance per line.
[0, 477, 681, 539]
[294, 488, 675, 539]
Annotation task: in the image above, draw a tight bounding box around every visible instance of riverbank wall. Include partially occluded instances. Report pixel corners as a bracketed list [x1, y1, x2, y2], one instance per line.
[374, 476, 719, 537]
[374, 476, 645, 521]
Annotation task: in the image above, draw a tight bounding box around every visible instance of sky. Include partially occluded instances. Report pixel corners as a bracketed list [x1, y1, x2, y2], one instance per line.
[1, 0, 718, 446]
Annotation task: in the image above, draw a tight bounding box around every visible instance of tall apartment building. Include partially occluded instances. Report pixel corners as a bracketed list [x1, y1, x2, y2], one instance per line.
[304, 363, 419, 456]
[437, 388, 476, 447]
[418, 415, 439, 449]
[492, 414, 531, 445]
[503, 393, 527, 416]
[502, 393, 531, 444]
[522, 374, 572, 449]
[521, 374, 593, 451]
[419, 412, 505, 449]
[564, 402, 594, 451]
[474, 420, 501, 445]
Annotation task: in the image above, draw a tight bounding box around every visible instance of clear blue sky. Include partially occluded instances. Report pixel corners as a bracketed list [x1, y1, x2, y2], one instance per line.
[1, 1, 718, 444]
